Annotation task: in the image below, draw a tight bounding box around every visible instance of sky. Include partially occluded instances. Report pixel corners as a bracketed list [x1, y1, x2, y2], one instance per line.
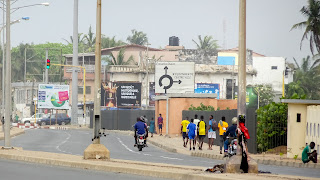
[8, 0, 311, 63]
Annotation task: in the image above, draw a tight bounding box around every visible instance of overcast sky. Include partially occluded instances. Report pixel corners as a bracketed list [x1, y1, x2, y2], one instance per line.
[9, 0, 310, 63]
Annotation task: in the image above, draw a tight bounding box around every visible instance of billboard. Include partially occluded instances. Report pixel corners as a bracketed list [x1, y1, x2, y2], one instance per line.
[38, 84, 70, 109]
[116, 82, 141, 107]
[194, 83, 220, 99]
[234, 86, 258, 109]
[101, 82, 117, 107]
[155, 62, 195, 94]
[149, 82, 155, 107]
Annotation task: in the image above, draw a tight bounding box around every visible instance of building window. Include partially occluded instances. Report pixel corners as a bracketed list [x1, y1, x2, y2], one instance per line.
[271, 66, 278, 70]
[297, 113, 301, 122]
[310, 123, 312, 137]
[314, 124, 316, 137]
[306, 123, 308, 136]
[78, 86, 91, 94]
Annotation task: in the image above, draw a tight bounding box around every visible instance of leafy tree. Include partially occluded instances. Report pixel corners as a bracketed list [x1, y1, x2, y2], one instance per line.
[104, 48, 134, 65]
[257, 102, 288, 152]
[192, 35, 219, 50]
[62, 33, 86, 47]
[84, 25, 96, 52]
[286, 81, 307, 99]
[291, 0, 320, 55]
[126, 29, 148, 45]
[101, 36, 126, 49]
[253, 84, 275, 107]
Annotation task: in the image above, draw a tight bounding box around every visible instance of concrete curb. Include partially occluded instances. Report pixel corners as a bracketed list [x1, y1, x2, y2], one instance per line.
[191, 152, 320, 169]
[0, 149, 315, 180]
[0, 128, 25, 141]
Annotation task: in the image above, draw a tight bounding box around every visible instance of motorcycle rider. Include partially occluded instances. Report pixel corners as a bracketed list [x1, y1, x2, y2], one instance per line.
[134, 117, 147, 147]
[224, 117, 238, 157]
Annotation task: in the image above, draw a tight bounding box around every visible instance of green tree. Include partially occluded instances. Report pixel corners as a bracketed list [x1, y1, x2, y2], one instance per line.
[84, 25, 96, 52]
[104, 48, 134, 65]
[254, 84, 275, 107]
[101, 36, 126, 49]
[126, 29, 148, 45]
[291, 0, 320, 55]
[62, 33, 86, 47]
[192, 35, 219, 50]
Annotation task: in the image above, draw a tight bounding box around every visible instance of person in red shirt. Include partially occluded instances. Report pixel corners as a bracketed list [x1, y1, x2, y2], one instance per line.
[158, 114, 163, 136]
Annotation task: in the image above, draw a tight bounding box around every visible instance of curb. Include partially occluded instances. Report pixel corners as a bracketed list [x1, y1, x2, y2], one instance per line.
[191, 152, 320, 169]
[0, 129, 25, 141]
[0, 149, 314, 180]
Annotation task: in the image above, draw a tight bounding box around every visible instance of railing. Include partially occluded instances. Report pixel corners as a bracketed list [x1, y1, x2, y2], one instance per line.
[108, 65, 141, 73]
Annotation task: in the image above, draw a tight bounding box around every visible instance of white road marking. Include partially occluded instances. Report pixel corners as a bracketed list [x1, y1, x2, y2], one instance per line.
[116, 137, 140, 154]
[160, 156, 183, 160]
[143, 153, 152, 156]
[56, 131, 71, 154]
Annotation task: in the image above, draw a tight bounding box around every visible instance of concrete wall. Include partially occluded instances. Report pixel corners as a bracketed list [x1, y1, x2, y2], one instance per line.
[287, 104, 307, 158]
[154, 98, 237, 135]
[306, 105, 320, 158]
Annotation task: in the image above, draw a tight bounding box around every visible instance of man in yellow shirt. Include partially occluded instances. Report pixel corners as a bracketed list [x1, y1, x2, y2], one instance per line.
[218, 116, 228, 154]
[181, 117, 190, 147]
[198, 115, 207, 150]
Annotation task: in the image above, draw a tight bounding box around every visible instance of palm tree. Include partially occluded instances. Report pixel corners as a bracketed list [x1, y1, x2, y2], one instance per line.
[62, 33, 86, 46]
[101, 36, 126, 49]
[192, 35, 219, 50]
[104, 48, 134, 65]
[291, 0, 320, 55]
[84, 25, 96, 52]
[126, 29, 148, 45]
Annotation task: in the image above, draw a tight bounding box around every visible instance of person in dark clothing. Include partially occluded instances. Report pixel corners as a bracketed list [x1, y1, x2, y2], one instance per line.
[134, 117, 147, 147]
[224, 117, 237, 156]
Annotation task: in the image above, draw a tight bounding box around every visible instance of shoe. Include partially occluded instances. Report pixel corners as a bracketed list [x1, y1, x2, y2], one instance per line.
[199, 147, 201, 150]
[134, 144, 137, 147]
[220, 150, 222, 154]
[193, 147, 195, 151]
[190, 147, 191, 151]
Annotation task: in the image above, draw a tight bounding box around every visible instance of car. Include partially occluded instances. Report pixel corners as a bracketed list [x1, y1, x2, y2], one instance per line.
[21, 113, 45, 124]
[37, 113, 71, 126]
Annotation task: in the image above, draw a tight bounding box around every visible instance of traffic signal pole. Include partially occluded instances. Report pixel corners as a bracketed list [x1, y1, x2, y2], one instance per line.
[45, 49, 48, 84]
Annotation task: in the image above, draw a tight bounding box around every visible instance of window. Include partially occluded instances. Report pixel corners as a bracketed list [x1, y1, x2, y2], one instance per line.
[306, 123, 308, 136]
[271, 66, 278, 70]
[297, 113, 301, 122]
[78, 86, 91, 94]
[314, 124, 316, 137]
[310, 123, 312, 137]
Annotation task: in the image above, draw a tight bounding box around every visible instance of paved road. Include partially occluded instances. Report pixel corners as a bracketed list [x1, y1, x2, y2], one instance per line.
[0, 159, 167, 180]
[3, 129, 320, 178]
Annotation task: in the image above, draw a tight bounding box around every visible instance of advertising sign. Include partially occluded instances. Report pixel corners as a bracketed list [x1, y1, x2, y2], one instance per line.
[155, 62, 195, 94]
[38, 84, 70, 109]
[149, 82, 155, 107]
[194, 83, 220, 99]
[116, 82, 141, 107]
[234, 86, 258, 109]
[101, 82, 117, 107]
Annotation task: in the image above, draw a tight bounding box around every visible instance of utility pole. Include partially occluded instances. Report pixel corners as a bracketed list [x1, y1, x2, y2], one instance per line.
[71, 0, 79, 125]
[1, 0, 5, 123]
[4, 0, 11, 148]
[45, 49, 48, 83]
[238, 0, 246, 116]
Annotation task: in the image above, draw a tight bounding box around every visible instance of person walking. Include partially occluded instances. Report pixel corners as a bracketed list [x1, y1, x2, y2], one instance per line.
[198, 115, 206, 150]
[187, 119, 196, 151]
[181, 117, 190, 147]
[218, 116, 228, 154]
[157, 114, 163, 136]
[149, 117, 155, 137]
[193, 114, 200, 146]
[207, 115, 217, 150]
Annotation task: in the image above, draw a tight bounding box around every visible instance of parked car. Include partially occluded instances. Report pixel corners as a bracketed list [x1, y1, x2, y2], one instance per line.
[21, 113, 45, 124]
[37, 113, 71, 126]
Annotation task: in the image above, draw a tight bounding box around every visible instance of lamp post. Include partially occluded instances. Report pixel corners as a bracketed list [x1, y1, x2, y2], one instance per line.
[2, 1, 49, 148]
[71, 0, 78, 125]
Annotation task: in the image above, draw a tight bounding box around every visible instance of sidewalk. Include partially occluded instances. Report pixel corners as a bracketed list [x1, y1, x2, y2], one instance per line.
[147, 134, 320, 169]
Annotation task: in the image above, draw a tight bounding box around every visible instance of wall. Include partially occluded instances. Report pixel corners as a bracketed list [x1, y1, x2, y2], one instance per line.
[252, 57, 285, 93]
[287, 104, 307, 158]
[155, 98, 237, 135]
[306, 105, 320, 158]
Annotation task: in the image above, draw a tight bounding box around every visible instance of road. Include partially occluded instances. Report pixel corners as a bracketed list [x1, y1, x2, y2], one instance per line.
[2, 129, 320, 178]
[0, 158, 167, 180]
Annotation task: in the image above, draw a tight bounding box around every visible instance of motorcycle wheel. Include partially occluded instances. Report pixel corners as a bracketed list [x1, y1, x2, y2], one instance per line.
[138, 145, 143, 151]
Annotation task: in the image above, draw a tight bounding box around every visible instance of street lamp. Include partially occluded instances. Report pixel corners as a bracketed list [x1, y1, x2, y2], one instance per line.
[1, 16, 29, 121]
[3, 0, 49, 148]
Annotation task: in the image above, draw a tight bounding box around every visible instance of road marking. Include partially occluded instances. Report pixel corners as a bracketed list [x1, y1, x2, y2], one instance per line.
[143, 153, 152, 156]
[116, 137, 140, 154]
[160, 156, 183, 160]
[56, 131, 71, 154]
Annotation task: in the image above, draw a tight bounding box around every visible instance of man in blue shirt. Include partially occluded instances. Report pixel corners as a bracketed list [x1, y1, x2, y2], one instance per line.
[224, 117, 237, 156]
[187, 119, 197, 151]
[134, 117, 147, 147]
[208, 115, 217, 150]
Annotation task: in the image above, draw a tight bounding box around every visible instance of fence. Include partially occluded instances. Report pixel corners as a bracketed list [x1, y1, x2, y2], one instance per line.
[182, 108, 257, 153]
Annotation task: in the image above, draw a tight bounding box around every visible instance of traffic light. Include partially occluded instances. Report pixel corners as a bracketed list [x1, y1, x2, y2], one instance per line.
[46, 59, 50, 69]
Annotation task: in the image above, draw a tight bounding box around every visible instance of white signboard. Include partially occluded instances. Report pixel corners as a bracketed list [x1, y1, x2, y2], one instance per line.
[155, 62, 195, 94]
[38, 84, 70, 109]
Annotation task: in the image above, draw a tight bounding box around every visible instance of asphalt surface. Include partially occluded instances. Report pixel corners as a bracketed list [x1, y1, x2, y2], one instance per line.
[0, 158, 167, 180]
[3, 129, 320, 178]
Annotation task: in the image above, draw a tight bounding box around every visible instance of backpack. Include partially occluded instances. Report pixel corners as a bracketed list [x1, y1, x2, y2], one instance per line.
[212, 120, 218, 131]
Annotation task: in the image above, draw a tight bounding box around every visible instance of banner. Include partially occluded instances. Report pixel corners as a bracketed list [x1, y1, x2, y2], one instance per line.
[149, 82, 155, 107]
[194, 83, 220, 99]
[155, 62, 195, 94]
[38, 84, 70, 109]
[116, 82, 141, 107]
[101, 82, 117, 107]
[234, 86, 258, 109]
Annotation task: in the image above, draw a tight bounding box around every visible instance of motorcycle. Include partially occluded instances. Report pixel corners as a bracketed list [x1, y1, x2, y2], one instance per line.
[227, 137, 237, 157]
[136, 134, 146, 151]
